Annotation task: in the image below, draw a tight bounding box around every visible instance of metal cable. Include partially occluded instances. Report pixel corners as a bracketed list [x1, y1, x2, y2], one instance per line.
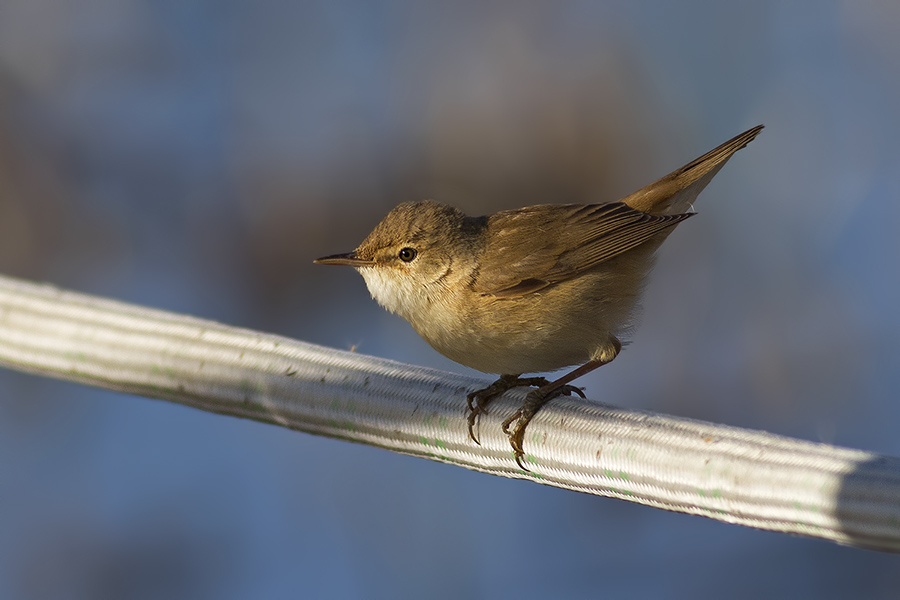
[0, 274, 897, 552]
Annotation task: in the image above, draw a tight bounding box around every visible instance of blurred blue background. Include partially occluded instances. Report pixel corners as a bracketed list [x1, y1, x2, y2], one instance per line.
[1, 1, 899, 598]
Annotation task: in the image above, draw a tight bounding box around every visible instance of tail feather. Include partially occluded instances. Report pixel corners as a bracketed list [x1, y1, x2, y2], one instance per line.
[622, 125, 764, 216]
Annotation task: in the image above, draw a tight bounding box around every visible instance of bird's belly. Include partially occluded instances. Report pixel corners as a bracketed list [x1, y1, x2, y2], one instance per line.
[432, 328, 595, 375]
[412, 286, 626, 375]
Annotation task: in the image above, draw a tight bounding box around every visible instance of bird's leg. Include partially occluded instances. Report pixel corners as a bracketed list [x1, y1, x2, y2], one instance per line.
[467, 374, 554, 444]
[503, 340, 621, 470]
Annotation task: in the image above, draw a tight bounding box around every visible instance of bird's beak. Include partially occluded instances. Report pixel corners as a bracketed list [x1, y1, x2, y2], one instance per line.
[314, 252, 375, 267]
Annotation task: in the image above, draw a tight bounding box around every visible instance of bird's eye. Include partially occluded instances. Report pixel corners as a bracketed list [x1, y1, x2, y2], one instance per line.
[398, 247, 417, 262]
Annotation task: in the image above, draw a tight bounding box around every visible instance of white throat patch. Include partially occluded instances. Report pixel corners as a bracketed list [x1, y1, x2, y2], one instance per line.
[357, 266, 417, 318]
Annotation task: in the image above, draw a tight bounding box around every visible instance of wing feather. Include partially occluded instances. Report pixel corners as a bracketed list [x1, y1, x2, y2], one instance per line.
[472, 202, 691, 297]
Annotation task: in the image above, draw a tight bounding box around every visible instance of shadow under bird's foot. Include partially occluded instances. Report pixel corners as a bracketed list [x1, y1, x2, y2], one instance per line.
[502, 385, 585, 470]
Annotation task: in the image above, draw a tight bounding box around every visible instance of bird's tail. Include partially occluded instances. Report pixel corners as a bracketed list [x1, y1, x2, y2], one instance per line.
[621, 125, 764, 216]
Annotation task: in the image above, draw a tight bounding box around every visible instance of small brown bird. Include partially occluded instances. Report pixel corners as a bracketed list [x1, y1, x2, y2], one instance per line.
[316, 125, 763, 468]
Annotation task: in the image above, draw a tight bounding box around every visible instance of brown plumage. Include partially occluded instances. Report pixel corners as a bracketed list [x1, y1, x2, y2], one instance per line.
[473, 203, 693, 297]
[316, 125, 764, 468]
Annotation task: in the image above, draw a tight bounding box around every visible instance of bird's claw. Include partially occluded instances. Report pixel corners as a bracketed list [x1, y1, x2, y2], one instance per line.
[501, 408, 528, 469]
[501, 384, 585, 471]
[562, 384, 586, 399]
[465, 375, 550, 444]
[465, 389, 487, 445]
[466, 376, 584, 469]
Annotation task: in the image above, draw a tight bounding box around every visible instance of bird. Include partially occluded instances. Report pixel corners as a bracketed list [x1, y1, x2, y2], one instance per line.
[316, 125, 763, 469]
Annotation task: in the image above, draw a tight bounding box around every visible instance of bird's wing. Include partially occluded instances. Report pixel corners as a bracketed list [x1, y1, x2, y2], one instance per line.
[471, 202, 691, 297]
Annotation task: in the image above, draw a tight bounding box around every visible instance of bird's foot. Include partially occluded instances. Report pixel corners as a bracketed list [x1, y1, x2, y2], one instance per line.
[502, 384, 586, 470]
[466, 375, 551, 444]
